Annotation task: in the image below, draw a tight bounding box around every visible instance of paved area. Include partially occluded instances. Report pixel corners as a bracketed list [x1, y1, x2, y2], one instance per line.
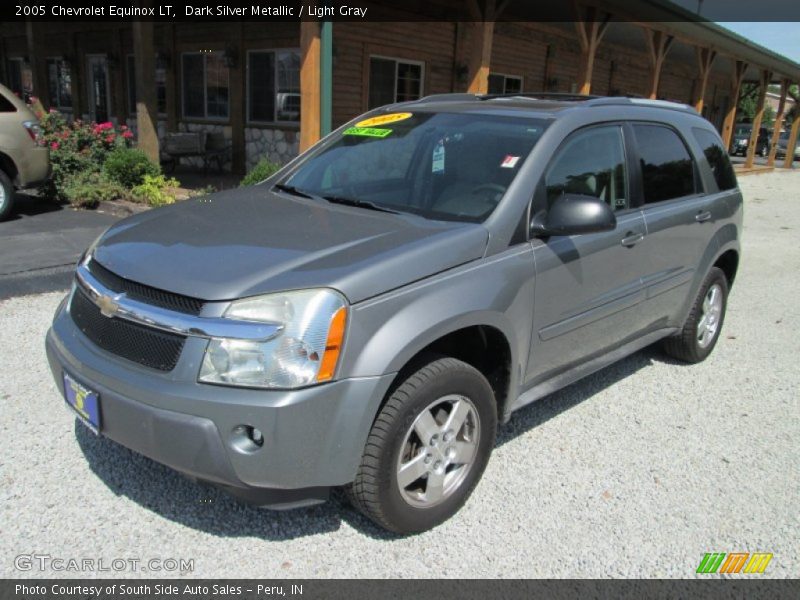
[0, 171, 798, 578]
[0, 193, 119, 299]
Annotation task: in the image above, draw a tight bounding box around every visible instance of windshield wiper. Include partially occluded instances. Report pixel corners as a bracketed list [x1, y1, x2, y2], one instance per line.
[322, 195, 400, 214]
[272, 183, 319, 200]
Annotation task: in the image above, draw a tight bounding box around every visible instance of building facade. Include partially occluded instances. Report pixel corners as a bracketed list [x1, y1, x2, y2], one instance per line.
[2, 2, 799, 174]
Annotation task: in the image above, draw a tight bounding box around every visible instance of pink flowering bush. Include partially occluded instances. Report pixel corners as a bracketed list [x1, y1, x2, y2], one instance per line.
[31, 104, 136, 203]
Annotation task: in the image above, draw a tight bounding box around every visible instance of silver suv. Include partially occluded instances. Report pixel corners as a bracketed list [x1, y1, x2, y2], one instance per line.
[46, 94, 742, 534]
[0, 83, 50, 221]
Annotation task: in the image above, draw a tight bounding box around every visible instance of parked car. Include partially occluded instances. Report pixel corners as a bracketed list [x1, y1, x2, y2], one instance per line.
[0, 83, 50, 221]
[775, 130, 800, 160]
[46, 94, 742, 534]
[730, 123, 770, 157]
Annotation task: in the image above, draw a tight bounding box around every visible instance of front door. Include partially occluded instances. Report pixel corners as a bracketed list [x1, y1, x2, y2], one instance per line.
[86, 55, 110, 123]
[526, 124, 648, 385]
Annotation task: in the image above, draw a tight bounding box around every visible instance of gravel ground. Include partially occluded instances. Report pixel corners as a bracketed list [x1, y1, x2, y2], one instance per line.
[1, 170, 798, 579]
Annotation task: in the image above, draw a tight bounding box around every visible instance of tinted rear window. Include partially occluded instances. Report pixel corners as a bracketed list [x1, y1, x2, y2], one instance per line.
[633, 124, 696, 203]
[0, 94, 16, 112]
[692, 128, 737, 192]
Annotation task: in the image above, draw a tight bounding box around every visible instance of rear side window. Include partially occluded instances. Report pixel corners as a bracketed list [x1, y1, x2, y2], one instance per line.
[633, 124, 696, 203]
[0, 94, 16, 112]
[692, 128, 737, 191]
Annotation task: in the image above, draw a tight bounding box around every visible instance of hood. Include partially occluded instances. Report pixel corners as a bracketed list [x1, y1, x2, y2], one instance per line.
[92, 187, 489, 303]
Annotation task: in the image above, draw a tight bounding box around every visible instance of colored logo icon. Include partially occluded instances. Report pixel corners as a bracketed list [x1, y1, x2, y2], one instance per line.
[696, 552, 773, 574]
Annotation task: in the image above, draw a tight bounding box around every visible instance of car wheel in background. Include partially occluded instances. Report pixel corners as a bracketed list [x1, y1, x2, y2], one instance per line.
[345, 356, 497, 534]
[0, 170, 14, 221]
[663, 266, 729, 363]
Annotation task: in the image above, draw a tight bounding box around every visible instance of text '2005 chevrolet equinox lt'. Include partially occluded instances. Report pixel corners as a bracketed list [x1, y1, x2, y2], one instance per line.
[46, 94, 742, 534]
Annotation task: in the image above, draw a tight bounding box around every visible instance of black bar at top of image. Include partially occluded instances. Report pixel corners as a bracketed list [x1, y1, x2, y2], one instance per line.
[2, 0, 800, 22]
[3, 579, 800, 600]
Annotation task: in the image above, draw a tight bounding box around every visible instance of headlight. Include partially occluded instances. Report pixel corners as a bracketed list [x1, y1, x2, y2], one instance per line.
[199, 289, 347, 389]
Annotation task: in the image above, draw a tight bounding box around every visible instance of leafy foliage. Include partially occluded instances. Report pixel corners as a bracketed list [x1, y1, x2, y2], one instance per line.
[103, 147, 161, 189]
[62, 172, 129, 209]
[240, 159, 281, 186]
[131, 174, 181, 207]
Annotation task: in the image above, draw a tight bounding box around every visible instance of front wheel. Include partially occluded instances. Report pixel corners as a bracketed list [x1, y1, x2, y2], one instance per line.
[346, 357, 497, 534]
[663, 267, 729, 363]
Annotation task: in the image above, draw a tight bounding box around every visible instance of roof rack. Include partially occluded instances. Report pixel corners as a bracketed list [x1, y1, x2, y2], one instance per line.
[477, 92, 599, 102]
[399, 93, 698, 115]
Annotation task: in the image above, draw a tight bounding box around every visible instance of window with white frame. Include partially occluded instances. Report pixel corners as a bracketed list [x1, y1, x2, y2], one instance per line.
[247, 49, 300, 123]
[368, 56, 423, 109]
[182, 51, 229, 119]
[7, 57, 33, 101]
[46, 58, 72, 110]
[127, 55, 167, 116]
[488, 73, 523, 95]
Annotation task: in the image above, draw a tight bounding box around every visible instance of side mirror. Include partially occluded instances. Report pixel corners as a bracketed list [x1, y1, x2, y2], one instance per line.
[531, 194, 617, 237]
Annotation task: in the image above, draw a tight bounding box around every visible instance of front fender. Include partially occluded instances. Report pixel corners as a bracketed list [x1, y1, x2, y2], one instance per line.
[340, 246, 536, 391]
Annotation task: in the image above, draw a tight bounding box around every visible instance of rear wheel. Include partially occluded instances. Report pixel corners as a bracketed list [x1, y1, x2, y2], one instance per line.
[346, 357, 497, 534]
[0, 170, 14, 222]
[663, 267, 728, 363]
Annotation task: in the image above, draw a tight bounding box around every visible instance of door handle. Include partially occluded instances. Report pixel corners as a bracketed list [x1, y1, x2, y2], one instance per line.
[695, 210, 712, 223]
[620, 232, 645, 247]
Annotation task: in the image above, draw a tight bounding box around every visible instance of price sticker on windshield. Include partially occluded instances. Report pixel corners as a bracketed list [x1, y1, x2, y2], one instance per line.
[343, 127, 393, 138]
[355, 112, 413, 128]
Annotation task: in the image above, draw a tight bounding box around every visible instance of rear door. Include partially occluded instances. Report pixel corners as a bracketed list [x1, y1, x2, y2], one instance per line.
[629, 123, 711, 329]
[526, 124, 648, 384]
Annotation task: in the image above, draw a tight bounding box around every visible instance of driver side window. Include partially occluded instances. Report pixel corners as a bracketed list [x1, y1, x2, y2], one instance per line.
[545, 125, 629, 212]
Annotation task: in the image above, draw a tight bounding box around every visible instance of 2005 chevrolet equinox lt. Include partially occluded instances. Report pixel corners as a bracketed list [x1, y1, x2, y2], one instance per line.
[46, 93, 742, 534]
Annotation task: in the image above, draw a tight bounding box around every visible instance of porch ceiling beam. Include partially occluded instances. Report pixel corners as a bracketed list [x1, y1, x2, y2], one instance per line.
[767, 78, 790, 167]
[573, 3, 611, 95]
[641, 26, 674, 100]
[783, 97, 800, 169]
[466, 0, 497, 94]
[721, 59, 748, 150]
[693, 46, 717, 114]
[132, 18, 159, 163]
[744, 68, 772, 169]
[299, 21, 321, 152]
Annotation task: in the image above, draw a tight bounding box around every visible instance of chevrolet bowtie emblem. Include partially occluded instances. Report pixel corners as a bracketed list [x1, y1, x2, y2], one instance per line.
[96, 293, 122, 318]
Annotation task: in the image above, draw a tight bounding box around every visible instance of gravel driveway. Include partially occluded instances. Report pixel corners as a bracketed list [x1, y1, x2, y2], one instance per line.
[1, 171, 798, 578]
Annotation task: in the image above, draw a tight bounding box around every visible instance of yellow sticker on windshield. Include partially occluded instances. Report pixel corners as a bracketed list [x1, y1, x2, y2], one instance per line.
[355, 112, 413, 128]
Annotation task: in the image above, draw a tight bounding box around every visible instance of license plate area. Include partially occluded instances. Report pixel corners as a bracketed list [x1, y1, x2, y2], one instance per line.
[63, 373, 101, 434]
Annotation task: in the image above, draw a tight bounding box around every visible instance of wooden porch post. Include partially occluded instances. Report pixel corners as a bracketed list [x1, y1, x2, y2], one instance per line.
[574, 6, 610, 95]
[299, 21, 321, 152]
[642, 28, 673, 100]
[466, 0, 496, 94]
[721, 60, 747, 150]
[132, 19, 159, 162]
[744, 69, 772, 169]
[766, 78, 789, 167]
[783, 110, 800, 169]
[25, 22, 49, 109]
[693, 47, 717, 114]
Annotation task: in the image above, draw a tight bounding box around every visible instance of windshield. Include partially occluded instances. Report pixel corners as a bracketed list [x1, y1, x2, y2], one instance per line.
[280, 111, 548, 222]
[734, 125, 752, 136]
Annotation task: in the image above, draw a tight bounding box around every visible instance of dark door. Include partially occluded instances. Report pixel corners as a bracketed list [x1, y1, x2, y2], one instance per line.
[629, 123, 710, 328]
[87, 55, 110, 122]
[527, 124, 648, 384]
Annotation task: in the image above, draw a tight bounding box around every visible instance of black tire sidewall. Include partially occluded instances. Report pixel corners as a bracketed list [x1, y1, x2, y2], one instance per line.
[378, 361, 497, 534]
[0, 170, 14, 221]
[690, 268, 729, 361]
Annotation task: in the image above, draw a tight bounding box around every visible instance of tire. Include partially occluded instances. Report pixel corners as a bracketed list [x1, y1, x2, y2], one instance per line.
[346, 357, 497, 534]
[0, 169, 14, 222]
[663, 267, 729, 363]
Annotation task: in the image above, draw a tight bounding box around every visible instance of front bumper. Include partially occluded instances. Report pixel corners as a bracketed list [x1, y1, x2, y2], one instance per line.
[46, 295, 394, 509]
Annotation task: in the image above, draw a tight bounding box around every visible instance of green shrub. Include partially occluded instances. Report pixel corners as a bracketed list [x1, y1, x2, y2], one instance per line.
[103, 147, 161, 189]
[62, 172, 128, 208]
[131, 174, 181, 207]
[240, 159, 280, 186]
